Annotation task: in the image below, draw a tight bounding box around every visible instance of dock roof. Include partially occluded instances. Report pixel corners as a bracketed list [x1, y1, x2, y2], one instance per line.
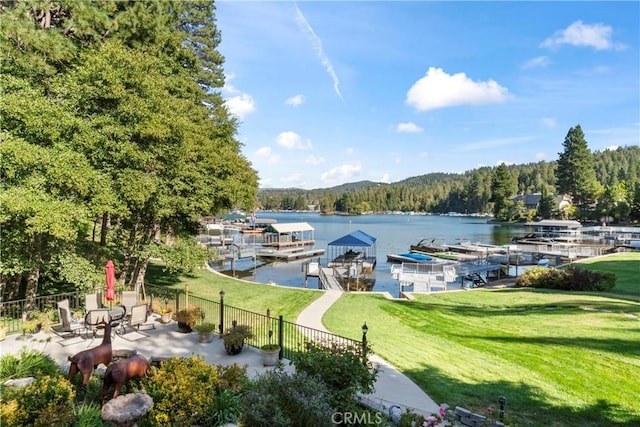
[328, 230, 377, 247]
[265, 222, 314, 233]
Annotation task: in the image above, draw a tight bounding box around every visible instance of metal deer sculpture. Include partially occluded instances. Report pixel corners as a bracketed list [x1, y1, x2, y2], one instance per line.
[68, 319, 113, 392]
[101, 354, 151, 404]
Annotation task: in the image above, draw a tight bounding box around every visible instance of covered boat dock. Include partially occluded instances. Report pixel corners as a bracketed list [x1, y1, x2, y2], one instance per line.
[327, 230, 377, 273]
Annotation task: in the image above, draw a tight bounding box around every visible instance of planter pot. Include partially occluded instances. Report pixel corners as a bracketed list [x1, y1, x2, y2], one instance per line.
[261, 347, 281, 366]
[198, 332, 215, 343]
[161, 313, 172, 324]
[177, 322, 193, 333]
[224, 342, 244, 355]
[0, 328, 6, 341]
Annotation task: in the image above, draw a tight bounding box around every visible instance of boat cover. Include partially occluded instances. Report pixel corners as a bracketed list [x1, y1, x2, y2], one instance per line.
[328, 230, 377, 247]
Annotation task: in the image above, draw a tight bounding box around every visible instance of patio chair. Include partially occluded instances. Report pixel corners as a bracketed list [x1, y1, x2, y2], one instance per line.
[84, 308, 111, 338]
[52, 299, 84, 344]
[121, 303, 154, 339]
[85, 292, 103, 312]
[120, 291, 138, 317]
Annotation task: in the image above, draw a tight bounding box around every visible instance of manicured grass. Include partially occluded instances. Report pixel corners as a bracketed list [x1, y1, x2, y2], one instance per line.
[145, 262, 322, 321]
[572, 251, 640, 298]
[324, 253, 640, 426]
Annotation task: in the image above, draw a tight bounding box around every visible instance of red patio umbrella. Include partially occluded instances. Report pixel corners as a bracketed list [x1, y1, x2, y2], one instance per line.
[105, 260, 116, 307]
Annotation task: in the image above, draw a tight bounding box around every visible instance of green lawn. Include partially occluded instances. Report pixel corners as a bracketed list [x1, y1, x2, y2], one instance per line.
[145, 262, 322, 321]
[324, 253, 640, 426]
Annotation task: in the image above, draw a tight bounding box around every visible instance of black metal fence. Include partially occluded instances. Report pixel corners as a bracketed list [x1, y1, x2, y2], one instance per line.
[0, 285, 365, 362]
[145, 284, 364, 361]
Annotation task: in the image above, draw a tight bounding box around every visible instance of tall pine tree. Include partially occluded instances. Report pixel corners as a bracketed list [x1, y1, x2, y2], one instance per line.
[556, 125, 601, 212]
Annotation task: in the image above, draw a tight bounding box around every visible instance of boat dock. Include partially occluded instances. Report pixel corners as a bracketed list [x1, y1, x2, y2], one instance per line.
[256, 247, 325, 261]
[391, 259, 504, 293]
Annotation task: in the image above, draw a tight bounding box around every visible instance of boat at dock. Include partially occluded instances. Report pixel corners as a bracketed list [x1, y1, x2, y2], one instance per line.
[386, 252, 433, 263]
[410, 238, 449, 254]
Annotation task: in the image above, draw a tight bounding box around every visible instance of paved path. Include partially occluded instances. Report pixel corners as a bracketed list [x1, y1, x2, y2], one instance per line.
[296, 290, 440, 417]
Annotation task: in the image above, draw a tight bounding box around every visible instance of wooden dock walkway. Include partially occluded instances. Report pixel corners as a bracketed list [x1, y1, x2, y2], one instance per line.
[318, 267, 344, 291]
[257, 247, 325, 261]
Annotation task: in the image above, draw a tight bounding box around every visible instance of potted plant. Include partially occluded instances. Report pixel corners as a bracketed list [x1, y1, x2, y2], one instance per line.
[260, 330, 281, 366]
[174, 306, 201, 333]
[160, 307, 173, 324]
[194, 322, 216, 343]
[222, 323, 254, 355]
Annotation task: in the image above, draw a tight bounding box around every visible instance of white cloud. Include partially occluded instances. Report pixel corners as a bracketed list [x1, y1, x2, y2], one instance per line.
[396, 122, 423, 133]
[345, 147, 354, 155]
[321, 163, 362, 185]
[522, 56, 551, 69]
[406, 67, 509, 111]
[280, 173, 305, 186]
[459, 136, 538, 152]
[604, 145, 620, 151]
[225, 93, 256, 119]
[541, 20, 626, 51]
[255, 147, 272, 157]
[294, 5, 343, 100]
[258, 177, 273, 188]
[285, 94, 306, 106]
[276, 131, 312, 149]
[305, 155, 325, 165]
[380, 173, 390, 183]
[419, 151, 429, 158]
[535, 152, 546, 160]
[254, 146, 280, 164]
[540, 118, 557, 128]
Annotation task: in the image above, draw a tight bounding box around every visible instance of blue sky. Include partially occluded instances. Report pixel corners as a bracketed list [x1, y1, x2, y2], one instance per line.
[216, 1, 639, 190]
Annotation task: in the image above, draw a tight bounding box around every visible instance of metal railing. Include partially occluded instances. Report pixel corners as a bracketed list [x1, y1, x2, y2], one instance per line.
[0, 291, 82, 334]
[1, 285, 366, 362]
[142, 284, 364, 361]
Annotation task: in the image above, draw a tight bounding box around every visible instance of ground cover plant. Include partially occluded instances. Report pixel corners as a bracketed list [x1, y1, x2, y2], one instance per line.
[323, 253, 640, 426]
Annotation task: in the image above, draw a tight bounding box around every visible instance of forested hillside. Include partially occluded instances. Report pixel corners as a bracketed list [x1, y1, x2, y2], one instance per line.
[257, 144, 640, 222]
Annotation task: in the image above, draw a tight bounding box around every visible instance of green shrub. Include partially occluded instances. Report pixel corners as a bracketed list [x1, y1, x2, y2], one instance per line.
[565, 266, 616, 291]
[140, 356, 220, 426]
[516, 266, 616, 291]
[1, 375, 75, 426]
[0, 349, 61, 382]
[292, 340, 378, 412]
[240, 368, 334, 427]
[215, 363, 249, 394]
[73, 401, 107, 427]
[205, 389, 243, 426]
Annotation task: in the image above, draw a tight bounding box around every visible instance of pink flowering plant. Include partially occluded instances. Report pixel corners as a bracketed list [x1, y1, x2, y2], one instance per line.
[398, 404, 450, 427]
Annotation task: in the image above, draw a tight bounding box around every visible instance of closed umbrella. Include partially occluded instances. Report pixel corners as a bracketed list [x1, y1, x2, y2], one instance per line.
[105, 260, 116, 308]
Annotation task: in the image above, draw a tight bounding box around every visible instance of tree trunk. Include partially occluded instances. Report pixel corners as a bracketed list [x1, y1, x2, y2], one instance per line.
[119, 224, 139, 284]
[100, 213, 109, 246]
[0, 273, 22, 303]
[23, 267, 39, 321]
[165, 225, 174, 247]
[134, 257, 149, 299]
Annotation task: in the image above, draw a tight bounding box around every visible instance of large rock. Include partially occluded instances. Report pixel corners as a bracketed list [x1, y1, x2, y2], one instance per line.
[101, 392, 153, 427]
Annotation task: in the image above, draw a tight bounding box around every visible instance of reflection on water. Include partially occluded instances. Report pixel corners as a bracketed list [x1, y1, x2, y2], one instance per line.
[211, 212, 521, 295]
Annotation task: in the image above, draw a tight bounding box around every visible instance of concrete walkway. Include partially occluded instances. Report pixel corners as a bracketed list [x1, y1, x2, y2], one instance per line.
[296, 290, 440, 417]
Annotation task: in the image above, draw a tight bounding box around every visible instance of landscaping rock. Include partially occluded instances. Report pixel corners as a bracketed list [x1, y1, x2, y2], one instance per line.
[101, 392, 153, 427]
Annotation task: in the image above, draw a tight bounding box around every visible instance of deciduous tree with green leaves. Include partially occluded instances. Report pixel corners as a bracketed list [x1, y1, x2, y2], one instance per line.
[1, 1, 257, 302]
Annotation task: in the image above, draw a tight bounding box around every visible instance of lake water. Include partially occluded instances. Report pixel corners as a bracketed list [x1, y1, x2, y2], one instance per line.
[211, 212, 524, 295]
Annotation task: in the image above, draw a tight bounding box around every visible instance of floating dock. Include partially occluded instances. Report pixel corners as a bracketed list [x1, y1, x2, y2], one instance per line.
[256, 247, 325, 261]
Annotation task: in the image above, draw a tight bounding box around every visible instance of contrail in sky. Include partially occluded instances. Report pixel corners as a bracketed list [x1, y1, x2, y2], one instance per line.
[294, 4, 343, 100]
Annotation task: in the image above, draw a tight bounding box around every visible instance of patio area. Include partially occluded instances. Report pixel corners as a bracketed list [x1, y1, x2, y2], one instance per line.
[0, 314, 292, 379]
